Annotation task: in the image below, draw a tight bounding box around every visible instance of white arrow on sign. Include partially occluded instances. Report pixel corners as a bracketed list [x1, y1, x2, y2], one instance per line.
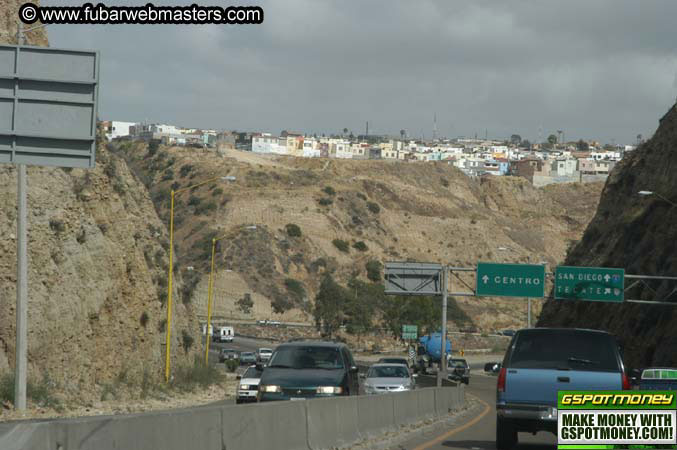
[604, 274, 611, 282]
[482, 275, 489, 284]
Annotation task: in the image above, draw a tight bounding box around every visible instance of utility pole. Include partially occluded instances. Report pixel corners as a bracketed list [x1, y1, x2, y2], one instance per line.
[437, 265, 449, 387]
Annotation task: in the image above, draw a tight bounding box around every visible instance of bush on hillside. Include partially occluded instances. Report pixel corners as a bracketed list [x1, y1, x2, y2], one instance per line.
[332, 239, 350, 253]
[285, 223, 302, 237]
[352, 241, 368, 252]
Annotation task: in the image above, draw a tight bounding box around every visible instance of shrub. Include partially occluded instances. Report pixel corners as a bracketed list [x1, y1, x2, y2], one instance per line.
[171, 181, 181, 191]
[140, 311, 150, 328]
[237, 293, 253, 314]
[181, 330, 194, 353]
[366, 201, 380, 214]
[148, 140, 160, 156]
[225, 359, 239, 373]
[440, 177, 449, 187]
[356, 192, 367, 200]
[322, 186, 336, 196]
[172, 356, 223, 392]
[365, 260, 382, 282]
[352, 241, 368, 252]
[332, 239, 350, 253]
[318, 197, 333, 206]
[179, 164, 194, 177]
[284, 278, 306, 302]
[212, 187, 223, 197]
[195, 201, 216, 215]
[76, 228, 87, 244]
[285, 223, 302, 238]
[188, 195, 201, 206]
[158, 318, 167, 333]
[49, 219, 66, 234]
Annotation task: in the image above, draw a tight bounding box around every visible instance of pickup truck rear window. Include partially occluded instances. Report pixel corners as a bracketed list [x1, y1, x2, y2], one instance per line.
[508, 329, 620, 372]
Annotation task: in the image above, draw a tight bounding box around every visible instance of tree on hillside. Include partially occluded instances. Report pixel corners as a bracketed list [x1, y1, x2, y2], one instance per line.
[344, 278, 378, 336]
[521, 139, 531, 149]
[379, 294, 441, 340]
[313, 274, 349, 337]
[343, 128, 348, 136]
[547, 134, 558, 146]
[400, 129, 406, 140]
[576, 139, 589, 151]
[237, 293, 253, 314]
[510, 134, 522, 145]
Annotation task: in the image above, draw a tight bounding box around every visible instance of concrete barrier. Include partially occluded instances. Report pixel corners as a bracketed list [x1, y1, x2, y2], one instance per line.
[306, 396, 360, 449]
[222, 400, 308, 450]
[0, 386, 465, 450]
[356, 393, 395, 438]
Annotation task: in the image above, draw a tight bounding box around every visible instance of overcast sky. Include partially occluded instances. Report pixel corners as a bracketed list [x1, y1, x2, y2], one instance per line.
[47, 0, 677, 143]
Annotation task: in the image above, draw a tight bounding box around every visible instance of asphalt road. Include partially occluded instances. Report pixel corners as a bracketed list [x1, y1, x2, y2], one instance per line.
[388, 374, 557, 450]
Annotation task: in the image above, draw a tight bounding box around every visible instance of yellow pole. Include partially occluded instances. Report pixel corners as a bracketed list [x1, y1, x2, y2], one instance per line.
[205, 239, 217, 365]
[164, 190, 175, 382]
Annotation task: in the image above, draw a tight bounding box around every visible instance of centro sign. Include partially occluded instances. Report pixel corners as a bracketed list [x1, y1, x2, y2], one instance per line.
[476, 262, 546, 298]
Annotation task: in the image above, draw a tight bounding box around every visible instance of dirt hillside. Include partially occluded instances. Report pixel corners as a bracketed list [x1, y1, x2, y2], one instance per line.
[0, 6, 200, 410]
[115, 142, 603, 331]
[539, 104, 677, 368]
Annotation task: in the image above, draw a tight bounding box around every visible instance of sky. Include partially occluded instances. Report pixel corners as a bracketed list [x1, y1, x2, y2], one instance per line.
[46, 0, 677, 144]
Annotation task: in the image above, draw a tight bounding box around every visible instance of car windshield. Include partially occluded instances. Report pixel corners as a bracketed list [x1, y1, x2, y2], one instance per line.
[241, 352, 254, 357]
[268, 346, 344, 369]
[368, 366, 409, 378]
[508, 329, 620, 372]
[449, 360, 467, 368]
[243, 367, 263, 378]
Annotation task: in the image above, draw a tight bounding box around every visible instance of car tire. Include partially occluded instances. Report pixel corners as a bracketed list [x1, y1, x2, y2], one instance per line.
[236, 399, 242, 404]
[496, 417, 517, 449]
[463, 377, 469, 385]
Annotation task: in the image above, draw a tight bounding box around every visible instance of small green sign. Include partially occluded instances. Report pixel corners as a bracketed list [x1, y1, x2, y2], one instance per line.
[402, 324, 417, 340]
[476, 262, 545, 298]
[555, 266, 624, 302]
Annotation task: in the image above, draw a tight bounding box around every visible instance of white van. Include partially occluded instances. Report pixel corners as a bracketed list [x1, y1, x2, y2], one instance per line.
[217, 326, 234, 343]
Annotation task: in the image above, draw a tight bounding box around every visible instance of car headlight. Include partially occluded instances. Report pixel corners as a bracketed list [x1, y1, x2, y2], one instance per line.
[259, 385, 281, 393]
[239, 384, 250, 390]
[316, 386, 343, 394]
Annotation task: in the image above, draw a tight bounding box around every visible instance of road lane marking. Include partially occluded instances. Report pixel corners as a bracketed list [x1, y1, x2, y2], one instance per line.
[412, 395, 491, 450]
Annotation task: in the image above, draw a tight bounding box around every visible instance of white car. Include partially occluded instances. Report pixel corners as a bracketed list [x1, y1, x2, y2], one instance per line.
[257, 348, 273, 362]
[236, 365, 263, 404]
[362, 363, 417, 395]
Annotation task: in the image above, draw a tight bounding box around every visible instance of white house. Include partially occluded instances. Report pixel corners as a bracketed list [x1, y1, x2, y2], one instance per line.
[106, 121, 135, 140]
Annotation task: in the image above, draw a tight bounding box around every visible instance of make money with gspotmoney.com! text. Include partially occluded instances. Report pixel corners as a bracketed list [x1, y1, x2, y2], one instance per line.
[18, 2, 264, 25]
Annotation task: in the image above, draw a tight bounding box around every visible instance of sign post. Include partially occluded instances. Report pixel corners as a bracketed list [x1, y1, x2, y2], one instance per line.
[554, 266, 625, 302]
[1, 43, 99, 410]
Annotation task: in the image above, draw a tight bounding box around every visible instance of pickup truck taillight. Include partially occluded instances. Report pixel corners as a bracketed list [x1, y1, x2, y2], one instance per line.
[497, 367, 507, 392]
[622, 372, 631, 390]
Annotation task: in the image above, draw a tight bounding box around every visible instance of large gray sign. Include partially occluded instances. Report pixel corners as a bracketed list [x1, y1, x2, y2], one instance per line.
[0, 44, 99, 168]
[384, 262, 443, 295]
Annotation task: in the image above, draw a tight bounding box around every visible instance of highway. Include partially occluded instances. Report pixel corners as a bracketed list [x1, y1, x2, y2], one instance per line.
[388, 373, 557, 450]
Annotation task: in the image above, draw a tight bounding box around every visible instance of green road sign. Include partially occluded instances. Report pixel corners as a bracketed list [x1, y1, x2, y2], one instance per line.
[476, 262, 546, 298]
[555, 266, 624, 302]
[402, 324, 417, 340]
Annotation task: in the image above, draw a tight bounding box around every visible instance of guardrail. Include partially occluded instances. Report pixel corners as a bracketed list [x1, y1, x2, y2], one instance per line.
[0, 386, 464, 450]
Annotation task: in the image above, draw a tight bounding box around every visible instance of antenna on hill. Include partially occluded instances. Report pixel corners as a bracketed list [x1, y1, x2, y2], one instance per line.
[433, 113, 438, 141]
[365, 121, 369, 136]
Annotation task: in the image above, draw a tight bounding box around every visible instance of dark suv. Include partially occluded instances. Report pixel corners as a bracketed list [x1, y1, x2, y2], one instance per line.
[257, 341, 360, 401]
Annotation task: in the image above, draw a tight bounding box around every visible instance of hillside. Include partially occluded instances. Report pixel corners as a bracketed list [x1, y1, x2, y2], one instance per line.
[114, 141, 604, 331]
[539, 104, 677, 368]
[0, 9, 200, 410]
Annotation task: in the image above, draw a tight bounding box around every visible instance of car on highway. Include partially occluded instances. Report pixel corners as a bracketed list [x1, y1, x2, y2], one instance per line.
[484, 362, 501, 373]
[236, 365, 263, 404]
[377, 357, 411, 369]
[500, 329, 516, 337]
[239, 351, 257, 365]
[219, 348, 239, 363]
[257, 348, 273, 363]
[639, 368, 677, 390]
[447, 358, 470, 384]
[362, 363, 417, 394]
[257, 341, 359, 401]
[496, 328, 629, 449]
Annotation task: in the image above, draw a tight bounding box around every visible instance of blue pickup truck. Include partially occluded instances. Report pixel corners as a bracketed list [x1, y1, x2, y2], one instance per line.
[496, 328, 630, 449]
[638, 368, 677, 390]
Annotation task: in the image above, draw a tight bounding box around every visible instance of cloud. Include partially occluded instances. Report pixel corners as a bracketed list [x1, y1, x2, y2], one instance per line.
[46, 0, 677, 143]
